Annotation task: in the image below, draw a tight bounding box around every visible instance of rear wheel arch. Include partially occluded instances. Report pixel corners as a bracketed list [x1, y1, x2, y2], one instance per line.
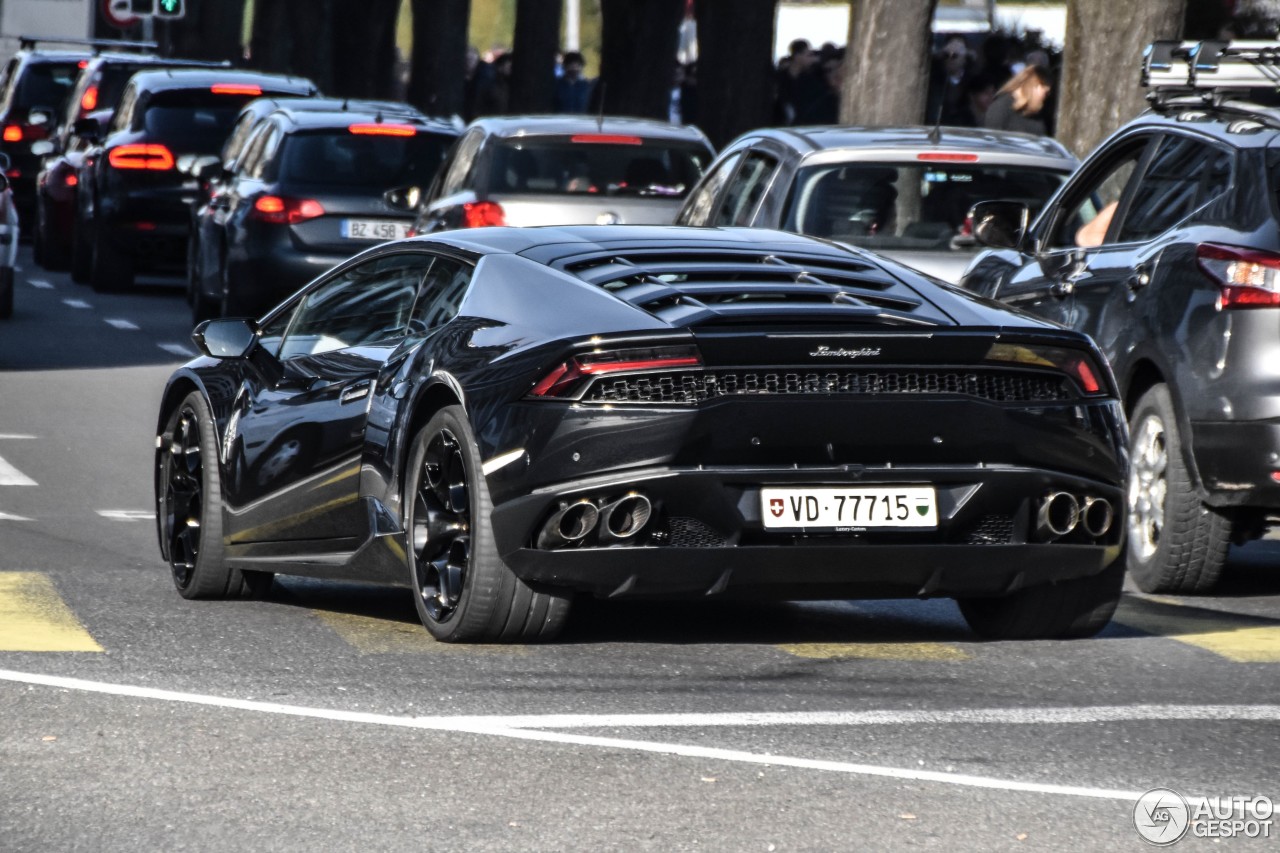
[1123, 360, 1164, 418]
[406, 382, 463, 458]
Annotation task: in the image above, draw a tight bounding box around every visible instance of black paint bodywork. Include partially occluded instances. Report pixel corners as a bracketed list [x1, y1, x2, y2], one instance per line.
[156, 225, 1128, 600]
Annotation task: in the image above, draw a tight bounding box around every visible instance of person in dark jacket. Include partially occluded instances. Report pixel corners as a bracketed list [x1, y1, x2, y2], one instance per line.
[983, 65, 1053, 136]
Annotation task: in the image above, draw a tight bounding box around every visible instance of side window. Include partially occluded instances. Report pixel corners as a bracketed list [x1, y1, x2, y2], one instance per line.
[278, 254, 431, 360]
[409, 257, 471, 332]
[677, 150, 744, 226]
[713, 151, 778, 226]
[1116, 136, 1232, 244]
[111, 85, 137, 134]
[251, 125, 285, 180]
[242, 124, 281, 180]
[222, 114, 258, 167]
[440, 130, 484, 197]
[1047, 138, 1149, 249]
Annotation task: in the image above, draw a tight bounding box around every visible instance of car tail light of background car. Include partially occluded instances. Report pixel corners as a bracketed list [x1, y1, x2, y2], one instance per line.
[1197, 243, 1280, 308]
[80, 85, 99, 113]
[462, 200, 506, 228]
[2, 124, 49, 144]
[530, 345, 704, 398]
[348, 123, 416, 137]
[211, 83, 263, 96]
[251, 195, 325, 225]
[569, 134, 643, 145]
[108, 144, 175, 171]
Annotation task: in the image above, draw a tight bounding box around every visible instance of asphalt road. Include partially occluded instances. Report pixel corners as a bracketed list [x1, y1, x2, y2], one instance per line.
[2, 248, 1280, 852]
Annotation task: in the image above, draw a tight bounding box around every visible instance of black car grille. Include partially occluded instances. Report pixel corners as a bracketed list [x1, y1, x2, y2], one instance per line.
[667, 517, 728, 548]
[963, 515, 1017, 545]
[584, 368, 1072, 405]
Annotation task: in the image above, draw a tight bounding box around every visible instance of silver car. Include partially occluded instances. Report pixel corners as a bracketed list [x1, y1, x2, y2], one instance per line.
[412, 115, 714, 233]
[675, 126, 1077, 282]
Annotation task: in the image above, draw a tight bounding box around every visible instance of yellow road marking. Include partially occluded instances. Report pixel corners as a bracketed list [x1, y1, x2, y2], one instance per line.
[778, 642, 969, 661]
[0, 573, 103, 652]
[316, 610, 528, 655]
[1114, 598, 1280, 662]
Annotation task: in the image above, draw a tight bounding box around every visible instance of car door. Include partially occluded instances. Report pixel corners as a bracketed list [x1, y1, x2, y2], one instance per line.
[993, 133, 1157, 329]
[224, 251, 433, 545]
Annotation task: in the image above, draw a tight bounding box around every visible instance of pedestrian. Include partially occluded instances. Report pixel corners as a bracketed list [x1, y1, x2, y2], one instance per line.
[983, 65, 1052, 136]
[476, 51, 512, 116]
[463, 45, 495, 122]
[555, 51, 593, 114]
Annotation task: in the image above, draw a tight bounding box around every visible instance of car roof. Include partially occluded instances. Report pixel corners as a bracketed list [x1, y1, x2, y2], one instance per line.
[12, 49, 94, 64]
[124, 68, 316, 96]
[271, 108, 460, 137]
[468, 115, 712, 146]
[737, 125, 1075, 163]
[1113, 103, 1280, 149]
[82, 53, 227, 70]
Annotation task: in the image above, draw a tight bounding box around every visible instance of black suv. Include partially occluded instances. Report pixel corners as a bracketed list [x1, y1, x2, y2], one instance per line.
[962, 40, 1280, 594]
[74, 69, 316, 292]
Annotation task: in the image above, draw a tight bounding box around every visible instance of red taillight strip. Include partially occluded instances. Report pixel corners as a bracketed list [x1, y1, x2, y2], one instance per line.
[211, 83, 263, 96]
[348, 123, 416, 136]
[108, 144, 175, 171]
[530, 348, 703, 398]
[917, 152, 979, 162]
[578, 356, 702, 375]
[80, 85, 99, 112]
[570, 134, 643, 145]
[1197, 242, 1280, 309]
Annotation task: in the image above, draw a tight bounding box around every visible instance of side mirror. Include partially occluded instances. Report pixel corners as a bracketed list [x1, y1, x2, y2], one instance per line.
[72, 117, 101, 142]
[195, 159, 228, 183]
[27, 108, 53, 127]
[192, 318, 258, 359]
[971, 200, 1030, 251]
[31, 139, 57, 157]
[384, 184, 422, 212]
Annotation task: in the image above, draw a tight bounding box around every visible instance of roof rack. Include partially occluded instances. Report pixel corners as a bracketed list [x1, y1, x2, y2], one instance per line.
[18, 36, 158, 54]
[1143, 40, 1280, 103]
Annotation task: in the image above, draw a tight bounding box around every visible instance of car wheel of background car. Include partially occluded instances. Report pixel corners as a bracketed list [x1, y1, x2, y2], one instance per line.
[70, 217, 92, 283]
[1126, 384, 1231, 594]
[404, 405, 571, 643]
[0, 266, 13, 319]
[957, 558, 1125, 640]
[90, 224, 134, 292]
[159, 391, 263, 599]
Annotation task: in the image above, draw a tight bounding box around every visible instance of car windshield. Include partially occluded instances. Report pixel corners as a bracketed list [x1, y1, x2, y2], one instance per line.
[140, 91, 272, 152]
[487, 136, 709, 197]
[278, 129, 452, 188]
[784, 161, 1068, 251]
[14, 61, 80, 112]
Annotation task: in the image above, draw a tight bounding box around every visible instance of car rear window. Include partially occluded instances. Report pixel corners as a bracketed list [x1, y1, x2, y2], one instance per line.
[784, 162, 1068, 251]
[487, 136, 709, 197]
[140, 91, 265, 151]
[277, 129, 452, 188]
[14, 61, 80, 112]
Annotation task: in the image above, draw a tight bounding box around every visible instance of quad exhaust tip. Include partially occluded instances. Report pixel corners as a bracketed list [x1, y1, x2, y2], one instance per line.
[1037, 491, 1080, 540]
[601, 493, 653, 540]
[537, 499, 599, 549]
[1081, 497, 1114, 538]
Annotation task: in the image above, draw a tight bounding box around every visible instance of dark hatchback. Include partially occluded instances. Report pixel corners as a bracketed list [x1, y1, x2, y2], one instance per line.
[155, 225, 1128, 643]
[191, 103, 454, 320]
[962, 39, 1280, 594]
[75, 69, 316, 292]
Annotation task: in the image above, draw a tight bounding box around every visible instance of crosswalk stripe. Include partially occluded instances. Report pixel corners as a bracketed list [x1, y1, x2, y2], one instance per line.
[0, 454, 37, 486]
[157, 342, 195, 358]
[1114, 598, 1280, 662]
[316, 610, 528, 655]
[778, 642, 970, 661]
[105, 318, 140, 331]
[0, 573, 103, 652]
[96, 509, 154, 522]
[62, 298, 92, 309]
[28, 279, 52, 290]
[0, 511, 32, 521]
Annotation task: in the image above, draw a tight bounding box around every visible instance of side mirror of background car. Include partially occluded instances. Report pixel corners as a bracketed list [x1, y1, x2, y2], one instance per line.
[72, 117, 101, 143]
[27, 107, 53, 127]
[971, 200, 1030, 251]
[30, 139, 56, 157]
[384, 184, 422, 212]
[192, 318, 259, 359]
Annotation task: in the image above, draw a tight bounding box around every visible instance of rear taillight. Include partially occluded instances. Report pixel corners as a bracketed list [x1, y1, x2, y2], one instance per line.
[3, 123, 48, 143]
[530, 345, 703, 399]
[80, 85, 99, 113]
[984, 342, 1106, 396]
[1197, 243, 1280, 309]
[462, 201, 505, 228]
[251, 195, 325, 225]
[348, 123, 416, 136]
[65, 173, 78, 187]
[3, 125, 21, 142]
[108, 144, 175, 171]
[211, 83, 263, 96]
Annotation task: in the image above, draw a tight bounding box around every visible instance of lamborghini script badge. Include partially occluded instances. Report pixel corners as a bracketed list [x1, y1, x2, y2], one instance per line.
[810, 345, 882, 359]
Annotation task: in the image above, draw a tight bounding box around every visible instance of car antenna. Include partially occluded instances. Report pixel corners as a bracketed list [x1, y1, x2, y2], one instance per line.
[928, 78, 947, 145]
[342, 98, 349, 111]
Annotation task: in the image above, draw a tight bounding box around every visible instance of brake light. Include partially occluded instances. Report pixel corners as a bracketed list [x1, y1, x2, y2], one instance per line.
[80, 85, 99, 113]
[1197, 243, 1280, 309]
[211, 83, 263, 96]
[462, 200, 505, 228]
[78, 60, 89, 69]
[108, 144, 175, 171]
[984, 342, 1106, 395]
[917, 152, 980, 162]
[65, 173, 78, 187]
[2, 126, 20, 142]
[530, 345, 703, 398]
[570, 134, 643, 145]
[251, 195, 325, 224]
[5, 168, 19, 179]
[348, 123, 416, 137]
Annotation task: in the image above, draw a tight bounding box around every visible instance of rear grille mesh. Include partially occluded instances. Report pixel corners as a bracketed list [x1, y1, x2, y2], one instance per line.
[585, 369, 1072, 405]
[964, 515, 1017, 545]
[667, 517, 728, 548]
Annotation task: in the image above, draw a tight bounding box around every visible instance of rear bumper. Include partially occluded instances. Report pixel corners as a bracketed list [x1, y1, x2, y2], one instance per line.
[1192, 419, 1280, 508]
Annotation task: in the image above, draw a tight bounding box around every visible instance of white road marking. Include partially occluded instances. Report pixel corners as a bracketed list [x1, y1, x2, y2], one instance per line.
[62, 299, 92, 310]
[105, 318, 140, 331]
[481, 448, 525, 475]
[0, 434, 36, 440]
[0, 668, 1267, 803]
[96, 510, 153, 522]
[28, 279, 52, 290]
[0, 511, 32, 521]
[0, 456, 37, 486]
[157, 343, 195, 358]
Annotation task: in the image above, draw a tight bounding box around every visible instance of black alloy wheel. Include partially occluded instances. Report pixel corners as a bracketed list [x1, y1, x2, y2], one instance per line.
[411, 426, 471, 624]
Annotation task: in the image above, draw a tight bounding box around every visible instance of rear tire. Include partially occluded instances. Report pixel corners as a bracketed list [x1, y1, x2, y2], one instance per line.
[90, 222, 134, 293]
[958, 558, 1125, 640]
[0, 266, 13, 319]
[404, 405, 570, 642]
[1125, 384, 1231, 594]
[159, 392, 255, 599]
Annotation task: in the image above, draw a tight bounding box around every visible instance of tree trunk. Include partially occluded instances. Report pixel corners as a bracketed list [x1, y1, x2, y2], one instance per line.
[694, 0, 776, 148]
[509, 0, 562, 114]
[1057, 0, 1186, 157]
[249, 0, 292, 73]
[597, 0, 684, 119]
[408, 0, 471, 117]
[281, 0, 335, 92]
[159, 0, 245, 63]
[330, 0, 402, 99]
[840, 0, 937, 126]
